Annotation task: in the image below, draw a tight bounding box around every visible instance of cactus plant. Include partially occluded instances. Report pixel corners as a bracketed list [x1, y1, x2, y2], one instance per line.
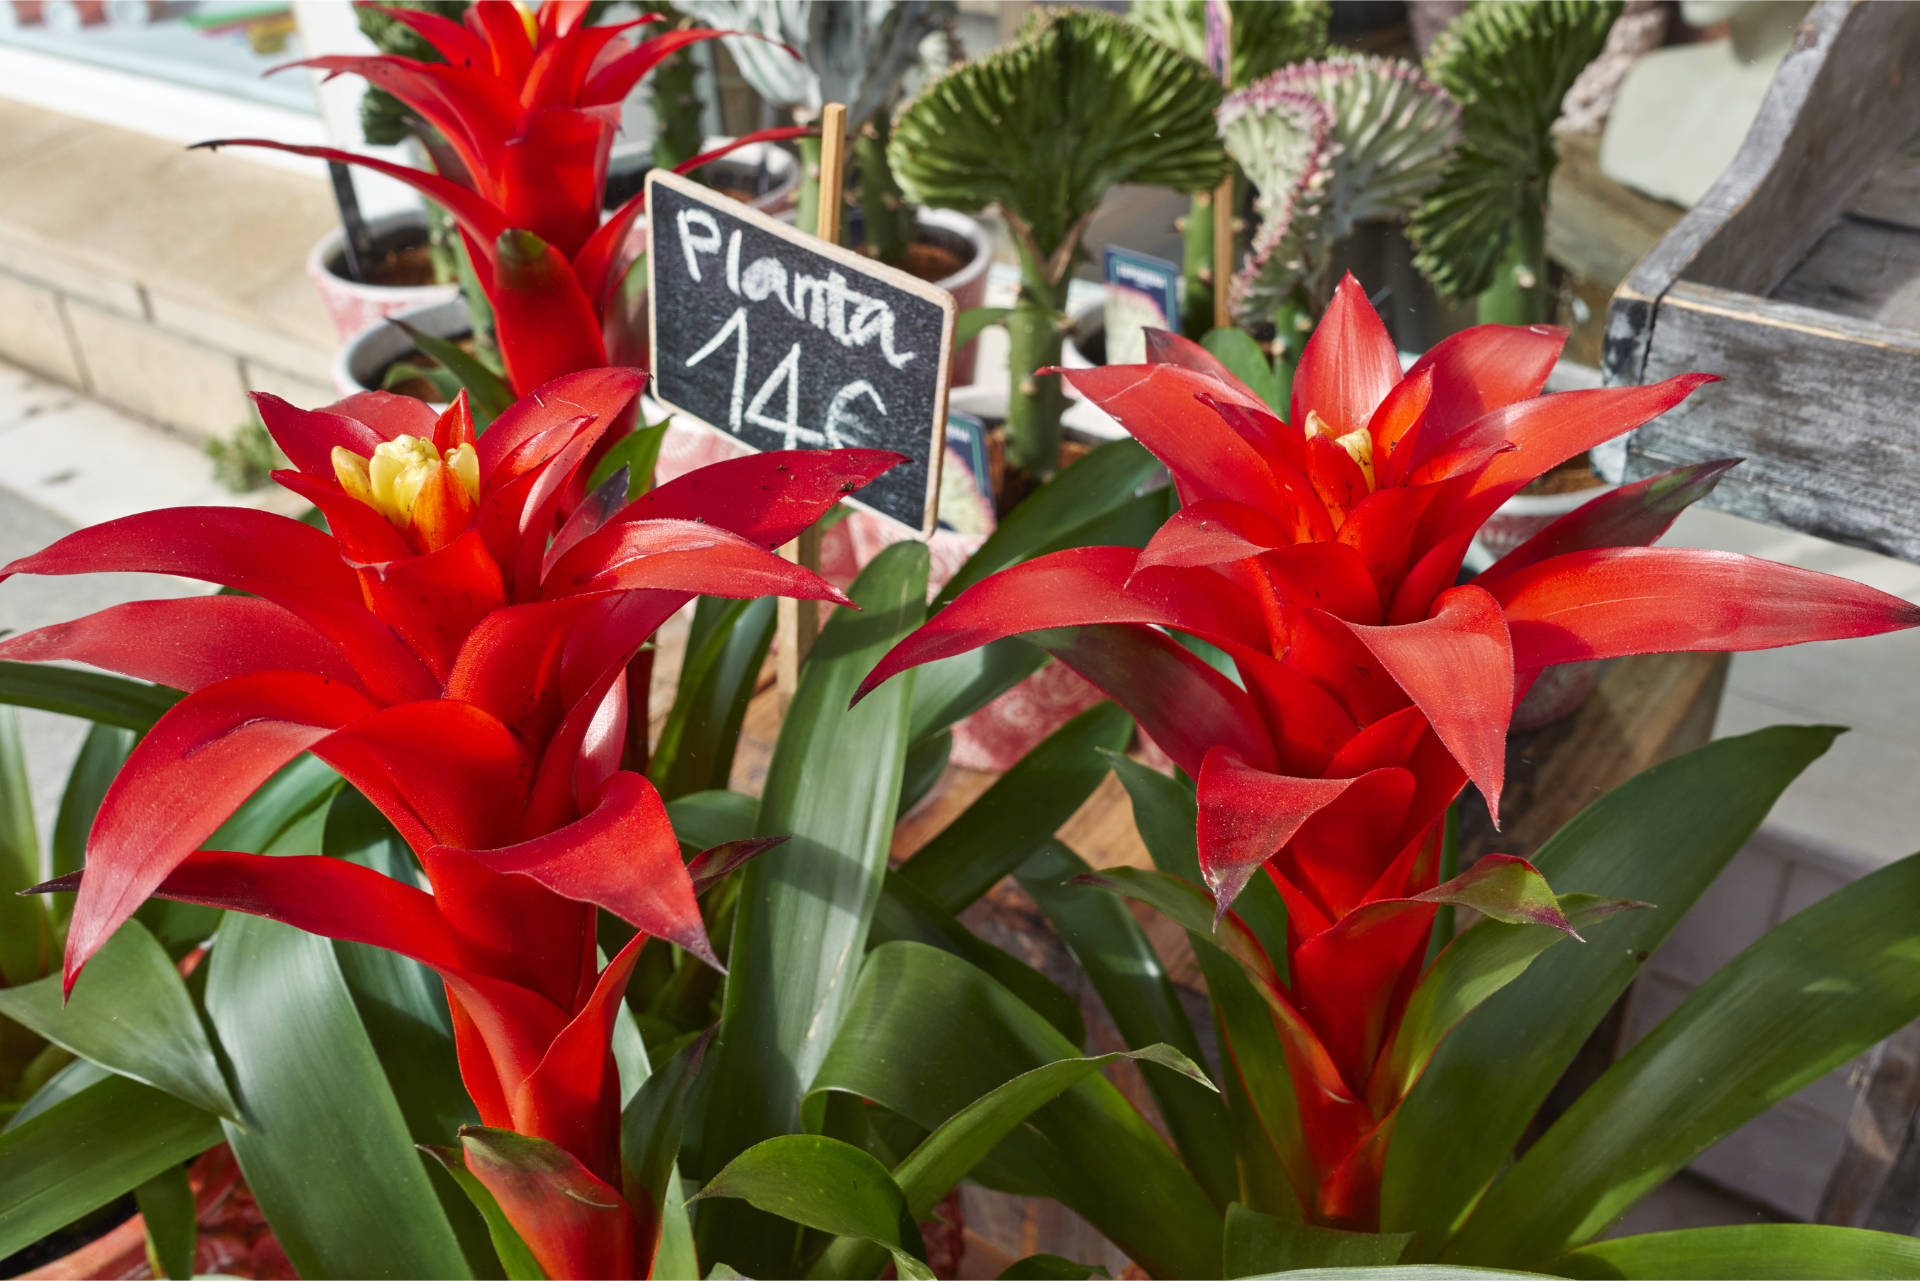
[1220, 54, 1457, 395]
[891, 8, 1227, 483]
[1128, 0, 1330, 336]
[1410, 0, 1622, 323]
[677, 0, 950, 252]
[645, 3, 709, 172]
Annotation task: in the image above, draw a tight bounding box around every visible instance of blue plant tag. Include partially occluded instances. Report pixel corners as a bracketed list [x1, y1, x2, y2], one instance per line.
[1102, 247, 1182, 366]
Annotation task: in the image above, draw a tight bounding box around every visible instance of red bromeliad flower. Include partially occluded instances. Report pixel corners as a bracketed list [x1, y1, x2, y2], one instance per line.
[2, 369, 899, 1278]
[855, 275, 1920, 1228]
[200, 0, 803, 393]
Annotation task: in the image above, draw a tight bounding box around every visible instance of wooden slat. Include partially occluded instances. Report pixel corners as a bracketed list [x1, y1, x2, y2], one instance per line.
[1774, 215, 1920, 331]
[1851, 131, 1920, 233]
[1601, 1, 1920, 407]
[1616, 281, 1920, 562]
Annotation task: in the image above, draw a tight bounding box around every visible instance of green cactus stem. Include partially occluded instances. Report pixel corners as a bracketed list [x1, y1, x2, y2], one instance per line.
[1475, 195, 1551, 325]
[1179, 190, 1217, 339]
[857, 112, 916, 266]
[648, 10, 705, 172]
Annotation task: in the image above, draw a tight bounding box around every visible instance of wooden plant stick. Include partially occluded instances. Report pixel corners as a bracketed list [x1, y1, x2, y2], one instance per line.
[777, 102, 848, 704]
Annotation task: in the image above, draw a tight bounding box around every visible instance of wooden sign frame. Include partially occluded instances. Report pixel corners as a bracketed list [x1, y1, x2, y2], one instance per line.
[643, 165, 958, 541]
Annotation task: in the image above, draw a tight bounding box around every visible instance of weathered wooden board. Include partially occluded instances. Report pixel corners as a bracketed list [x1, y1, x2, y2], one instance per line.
[1773, 214, 1920, 331]
[1620, 281, 1920, 561]
[1852, 133, 1920, 233]
[1598, 0, 1920, 565]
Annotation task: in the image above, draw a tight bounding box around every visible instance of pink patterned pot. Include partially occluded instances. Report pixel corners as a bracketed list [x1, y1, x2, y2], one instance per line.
[306, 210, 459, 345]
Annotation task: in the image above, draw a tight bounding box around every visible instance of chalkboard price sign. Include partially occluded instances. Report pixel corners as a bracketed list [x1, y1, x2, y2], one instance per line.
[645, 169, 957, 537]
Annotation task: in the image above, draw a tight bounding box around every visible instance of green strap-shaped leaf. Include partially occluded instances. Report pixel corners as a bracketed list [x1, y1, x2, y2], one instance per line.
[0, 705, 49, 986]
[1106, 752, 1291, 972]
[622, 1029, 710, 1228]
[872, 868, 1086, 1046]
[695, 1134, 932, 1281]
[5, 1057, 109, 1131]
[1016, 840, 1237, 1207]
[1449, 848, 1920, 1266]
[324, 792, 498, 1278]
[423, 1146, 547, 1281]
[898, 728, 953, 817]
[1103, 752, 1309, 1214]
[1225, 1202, 1411, 1276]
[935, 439, 1159, 609]
[207, 909, 471, 1279]
[651, 594, 778, 801]
[1376, 894, 1642, 1108]
[901, 700, 1133, 913]
[812, 1043, 1213, 1280]
[135, 1164, 198, 1280]
[1554, 1223, 1920, 1279]
[50, 723, 132, 890]
[667, 788, 761, 852]
[0, 660, 180, 729]
[0, 1072, 221, 1259]
[810, 940, 1224, 1279]
[1381, 725, 1840, 1247]
[0, 920, 240, 1120]
[389, 318, 513, 425]
[694, 541, 927, 1275]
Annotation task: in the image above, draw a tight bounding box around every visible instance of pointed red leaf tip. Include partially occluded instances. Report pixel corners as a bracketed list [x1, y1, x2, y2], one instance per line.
[64, 671, 377, 995]
[1196, 748, 1411, 919]
[848, 545, 1270, 707]
[1490, 546, 1920, 669]
[1326, 584, 1514, 823]
[687, 836, 789, 896]
[1292, 273, 1402, 441]
[1415, 853, 1581, 939]
[1477, 457, 1743, 586]
[458, 772, 721, 971]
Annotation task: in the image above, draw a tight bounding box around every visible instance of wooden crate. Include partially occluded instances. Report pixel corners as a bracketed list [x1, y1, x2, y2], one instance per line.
[1595, 0, 1920, 564]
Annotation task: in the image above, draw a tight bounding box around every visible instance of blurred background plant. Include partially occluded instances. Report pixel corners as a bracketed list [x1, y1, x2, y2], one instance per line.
[675, 0, 955, 254]
[1127, 0, 1330, 337]
[1217, 53, 1457, 402]
[203, 418, 288, 494]
[1411, 0, 1623, 323]
[890, 7, 1225, 490]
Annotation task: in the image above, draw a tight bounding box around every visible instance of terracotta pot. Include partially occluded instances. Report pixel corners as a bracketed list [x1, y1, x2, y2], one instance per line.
[306, 210, 460, 345]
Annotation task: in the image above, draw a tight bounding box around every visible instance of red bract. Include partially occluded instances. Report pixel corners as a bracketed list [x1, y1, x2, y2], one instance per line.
[3, 369, 900, 1277]
[199, 1, 803, 393]
[855, 275, 1920, 1227]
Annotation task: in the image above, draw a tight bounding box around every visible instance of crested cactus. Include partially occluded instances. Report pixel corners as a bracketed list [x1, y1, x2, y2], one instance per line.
[891, 8, 1227, 483]
[1128, 0, 1330, 336]
[1410, 0, 1622, 321]
[1222, 54, 1458, 326]
[677, 0, 950, 250]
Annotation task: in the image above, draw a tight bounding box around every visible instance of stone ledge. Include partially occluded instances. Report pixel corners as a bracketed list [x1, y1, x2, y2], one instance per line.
[0, 97, 342, 436]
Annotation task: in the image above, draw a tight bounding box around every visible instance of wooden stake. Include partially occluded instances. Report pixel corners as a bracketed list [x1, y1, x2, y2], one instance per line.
[776, 102, 848, 705]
